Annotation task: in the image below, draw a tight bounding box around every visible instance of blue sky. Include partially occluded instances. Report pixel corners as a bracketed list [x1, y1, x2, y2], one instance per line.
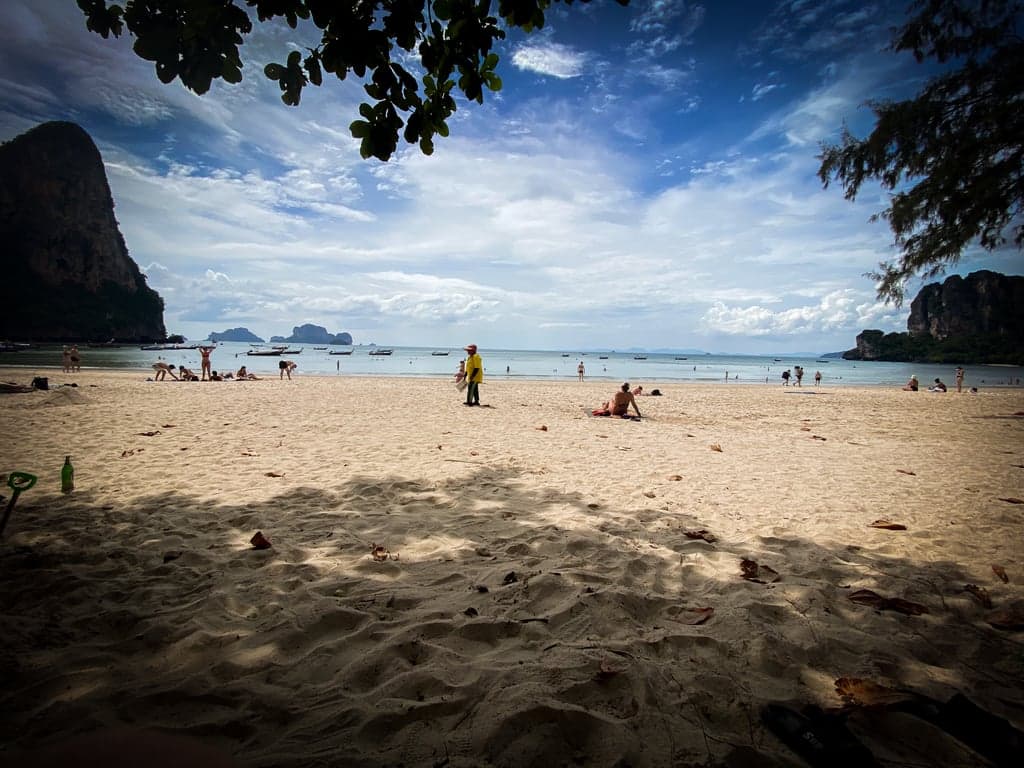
[1, 0, 1018, 352]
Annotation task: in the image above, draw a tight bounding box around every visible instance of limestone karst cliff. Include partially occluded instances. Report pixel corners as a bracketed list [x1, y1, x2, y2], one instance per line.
[0, 121, 165, 341]
[845, 271, 1023, 364]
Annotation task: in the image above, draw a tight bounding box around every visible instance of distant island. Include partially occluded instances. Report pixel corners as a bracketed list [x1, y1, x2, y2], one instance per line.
[843, 270, 1023, 364]
[209, 327, 264, 343]
[269, 324, 353, 345]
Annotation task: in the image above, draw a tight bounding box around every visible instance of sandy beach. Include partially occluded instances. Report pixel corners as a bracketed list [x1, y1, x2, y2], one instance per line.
[1, 368, 1022, 767]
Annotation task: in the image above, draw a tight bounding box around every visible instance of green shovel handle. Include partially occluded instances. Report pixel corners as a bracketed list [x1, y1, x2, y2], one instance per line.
[7, 472, 37, 492]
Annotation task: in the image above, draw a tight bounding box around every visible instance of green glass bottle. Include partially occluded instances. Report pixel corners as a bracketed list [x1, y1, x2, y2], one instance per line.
[61, 455, 74, 493]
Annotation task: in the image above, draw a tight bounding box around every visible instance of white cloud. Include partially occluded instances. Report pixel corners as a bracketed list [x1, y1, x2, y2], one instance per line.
[512, 43, 586, 79]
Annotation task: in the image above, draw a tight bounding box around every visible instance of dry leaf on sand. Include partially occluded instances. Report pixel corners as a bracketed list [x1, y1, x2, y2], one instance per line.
[896, 469, 916, 475]
[265, 471, 285, 477]
[848, 588, 928, 615]
[963, 584, 993, 609]
[997, 497, 1024, 504]
[668, 474, 683, 481]
[992, 565, 1009, 583]
[371, 544, 389, 562]
[868, 520, 908, 531]
[835, 677, 915, 708]
[710, 443, 723, 452]
[250, 531, 272, 550]
[684, 529, 718, 544]
[740, 558, 780, 584]
[680, 607, 714, 625]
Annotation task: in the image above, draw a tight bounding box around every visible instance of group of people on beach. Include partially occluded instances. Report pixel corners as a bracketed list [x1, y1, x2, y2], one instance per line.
[61, 346, 80, 373]
[903, 366, 967, 393]
[780, 366, 822, 387]
[150, 344, 298, 381]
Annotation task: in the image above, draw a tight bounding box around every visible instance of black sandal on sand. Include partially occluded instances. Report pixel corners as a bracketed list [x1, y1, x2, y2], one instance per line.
[761, 704, 878, 768]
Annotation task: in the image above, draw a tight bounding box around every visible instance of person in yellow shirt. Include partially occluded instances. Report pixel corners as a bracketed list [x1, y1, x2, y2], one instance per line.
[463, 344, 483, 405]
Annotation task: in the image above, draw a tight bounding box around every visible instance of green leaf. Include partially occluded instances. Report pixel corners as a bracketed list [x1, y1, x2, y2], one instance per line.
[350, 120, 371, 139]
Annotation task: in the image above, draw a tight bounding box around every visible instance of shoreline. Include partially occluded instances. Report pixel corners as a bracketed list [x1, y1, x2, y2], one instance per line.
[4, 364, 1023, 390]
[1, 371, 1022, 766]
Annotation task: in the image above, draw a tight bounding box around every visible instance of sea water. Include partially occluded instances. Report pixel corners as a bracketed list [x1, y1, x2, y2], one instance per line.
[2, 343, 1022, 388]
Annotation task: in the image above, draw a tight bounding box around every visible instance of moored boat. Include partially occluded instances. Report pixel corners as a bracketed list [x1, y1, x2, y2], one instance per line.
[329, 350, 353, 355]
[247, 349, 283, 356]
[368, 349, 394, 356]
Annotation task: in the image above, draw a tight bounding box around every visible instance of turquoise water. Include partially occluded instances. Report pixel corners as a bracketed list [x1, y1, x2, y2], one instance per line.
[2, 343, 1022, 388]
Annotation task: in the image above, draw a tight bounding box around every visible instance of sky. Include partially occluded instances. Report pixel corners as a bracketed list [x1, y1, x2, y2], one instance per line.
[1, 0, 1019, 353]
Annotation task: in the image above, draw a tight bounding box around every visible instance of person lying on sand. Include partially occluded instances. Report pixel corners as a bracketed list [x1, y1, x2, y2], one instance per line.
[178, 366, 199, 381]
[593, 383, 641, 418]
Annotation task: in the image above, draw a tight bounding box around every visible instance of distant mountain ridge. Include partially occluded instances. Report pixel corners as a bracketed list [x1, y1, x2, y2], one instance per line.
[0, 121, 165, 342]
[844, 271, 1023, 364]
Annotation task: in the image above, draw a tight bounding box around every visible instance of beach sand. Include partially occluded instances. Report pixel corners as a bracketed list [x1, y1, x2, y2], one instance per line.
[1, 368, 1022, 767]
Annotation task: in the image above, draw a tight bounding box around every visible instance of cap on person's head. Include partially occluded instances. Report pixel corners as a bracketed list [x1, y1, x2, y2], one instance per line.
[911, 375, 918, 380]
[464, 344, 477, 353]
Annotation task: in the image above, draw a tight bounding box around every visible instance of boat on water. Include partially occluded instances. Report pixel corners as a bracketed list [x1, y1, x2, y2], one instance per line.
[633, 356, 647, 360]
[598, 356, 608, 359]
[329, 350, 353, 355]
[561, 353, 570, 357]
[675, 357, 688, 360]
[368, 349, 394, 356]
[247, 349, 283, 356]
[431, 351, 450, 356]
[313, 346, 328, 350]
[140, 344, 200, 351]
[280, 349, 302, 354]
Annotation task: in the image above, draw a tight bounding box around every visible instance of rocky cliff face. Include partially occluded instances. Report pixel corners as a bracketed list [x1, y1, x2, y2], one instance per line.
[0, 121, 165, 341]
[845, 271, 1024, 364]
[907, 270, 1024, 341]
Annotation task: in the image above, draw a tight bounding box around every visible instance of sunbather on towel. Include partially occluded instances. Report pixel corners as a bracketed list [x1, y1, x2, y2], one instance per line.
[593, 383, 641, 418]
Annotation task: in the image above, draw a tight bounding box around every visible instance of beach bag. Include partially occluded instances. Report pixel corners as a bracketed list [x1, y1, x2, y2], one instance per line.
[31, 377, 48, 391]
[456, 379, 468, 392]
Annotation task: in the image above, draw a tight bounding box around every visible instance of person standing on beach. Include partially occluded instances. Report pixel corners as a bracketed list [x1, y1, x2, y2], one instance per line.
[61, 346, 71, 373]
[781, 369, 791, 386]
[794, 366, 804, 387]
[577, 361, 585, 382]
[279, 360, 297, 380]
[69, 345, 81, 372]
[199, 345, 215, 381]
[463, 344, 482, 406]
[814, 370, 822, 387]
[955, 366, 965, 393]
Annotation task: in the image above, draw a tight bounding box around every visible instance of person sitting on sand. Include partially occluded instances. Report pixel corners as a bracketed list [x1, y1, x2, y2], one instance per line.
[235, 365, 260, 380]
[279, 360, 297, 380]
[593, 383, 641, 418]
[152, 362, 178, 381]
[903, 375, 919, 391]
[929, 377, 947, 392]
[632, 385, 644, 396]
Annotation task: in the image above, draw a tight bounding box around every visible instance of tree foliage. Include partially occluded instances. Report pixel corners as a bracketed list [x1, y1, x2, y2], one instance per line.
[818, 0, 1023, 304]
[77, 0, 628, 161]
